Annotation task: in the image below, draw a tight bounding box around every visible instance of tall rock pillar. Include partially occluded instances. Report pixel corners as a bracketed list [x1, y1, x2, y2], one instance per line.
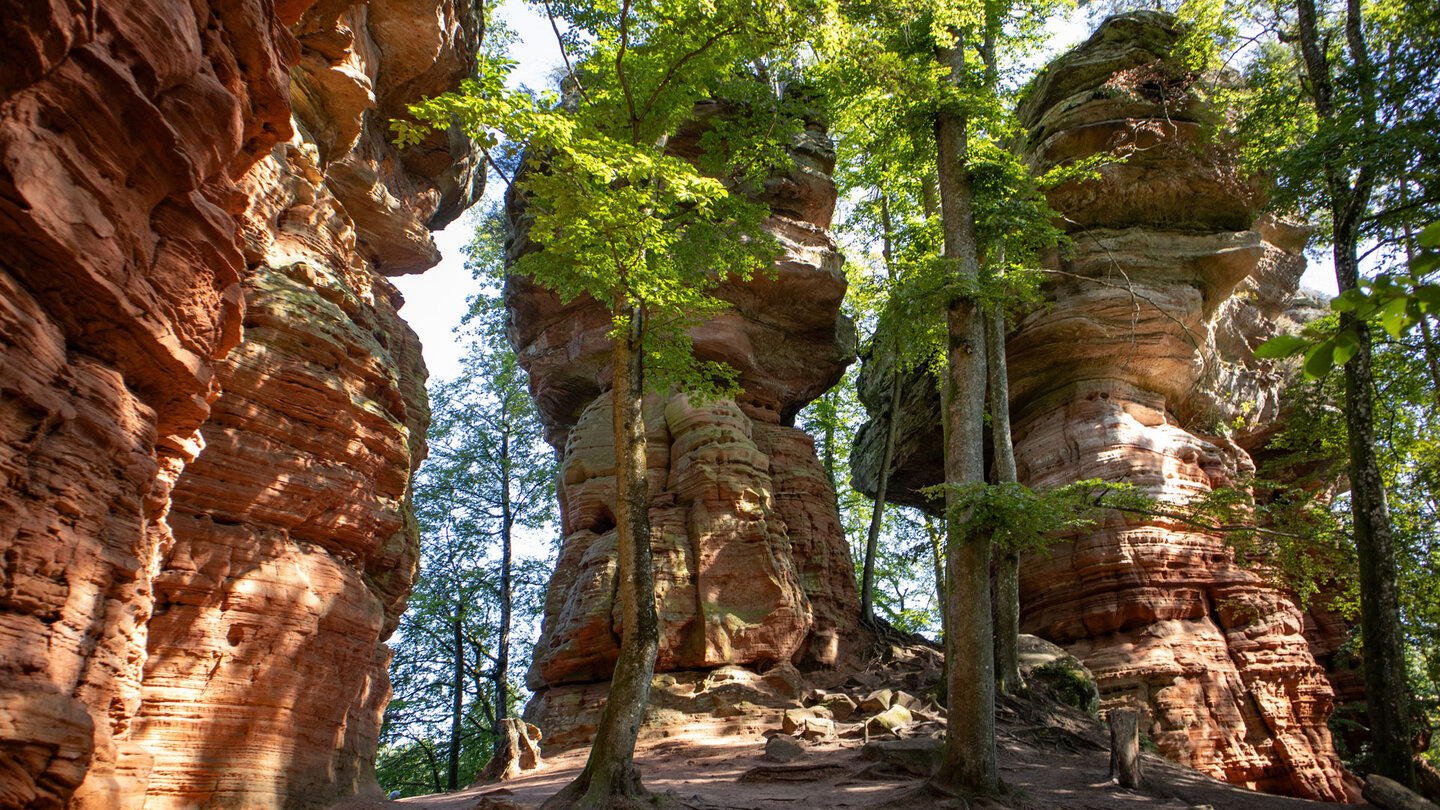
[506, 108, 862, 746]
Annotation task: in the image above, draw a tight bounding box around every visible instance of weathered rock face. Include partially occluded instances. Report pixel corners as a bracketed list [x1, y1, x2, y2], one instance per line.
[0, 0, 476, 807]
[510, 112, 860, 744]
[851, 11, 1349, 802]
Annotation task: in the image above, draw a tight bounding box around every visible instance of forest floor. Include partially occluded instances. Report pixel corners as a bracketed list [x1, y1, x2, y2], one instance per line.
[338, 638, 1360, 810]
[340, 701, 1356, 810]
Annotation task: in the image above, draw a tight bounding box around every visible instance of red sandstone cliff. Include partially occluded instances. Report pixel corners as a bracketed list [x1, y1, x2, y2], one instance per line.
[0, 1, 479, 807]
[506, 107, 863, 746]
[851, 11, 1352, 802]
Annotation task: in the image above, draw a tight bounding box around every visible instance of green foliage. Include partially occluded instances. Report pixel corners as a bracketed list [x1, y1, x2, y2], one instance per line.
[396, 0, 820, 401]
[378, 313, 557, 796]
[1256, 223, 1440, 379]
[921, 479, 1146, 553]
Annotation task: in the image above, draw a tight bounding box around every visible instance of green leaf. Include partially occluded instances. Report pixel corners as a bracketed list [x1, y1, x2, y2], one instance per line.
[1412, 252, 1439, 277]
[1303, 338, 1336, 379]
[1420, 221, 1440, 249]
[1331, 329, 1360, 366]
[1379, 295, 1411, 338]
[1255, 334, 1311, 358]
[1415, 285, 1440, 314]
[1330, 288, 1368, 312]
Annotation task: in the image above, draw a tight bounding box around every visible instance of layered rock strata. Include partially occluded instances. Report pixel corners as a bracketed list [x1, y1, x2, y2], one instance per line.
[0, 0, 477, 807]
[850, 12, 1349, 801]
[509, 110, 862, 745]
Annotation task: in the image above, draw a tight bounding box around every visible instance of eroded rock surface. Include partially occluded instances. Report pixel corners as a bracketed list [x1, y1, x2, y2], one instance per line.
[510, 111, 861, 746]
[0, 0, 477, 807]
[850, 11, 1349, 801]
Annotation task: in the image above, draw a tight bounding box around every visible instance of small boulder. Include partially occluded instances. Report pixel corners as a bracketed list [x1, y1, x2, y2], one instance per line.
[859, 689, 894, 714]
[892, 691, 923, 712]
[800, 717, 835, 741]
[781, 706, 833, 735]
[865, 704, 913, 736]
[763, 662, 805, 698]
[704, 665, 756, 690]
[860, 737, 943, 776]
[1018, 634, 1099, 714]
[821, 693, 858, 720]
[1364, 775, 1440, 810]
[765, 735, 806, 763]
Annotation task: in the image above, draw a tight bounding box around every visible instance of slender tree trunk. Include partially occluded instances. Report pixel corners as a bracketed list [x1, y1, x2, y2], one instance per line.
[986, 303, 1022, 695]
[821, 391, 838, 493]
[489, 425, 515, 772]
[933, 35, 999, 796]
[550, 302, 660, 808]
[448, 612, 464, 791]
[1296, 0, 1414, 787]
[861, 193, 904, 624]
[420, 738, 444, 793]
[925, 512, 948, 652]
[861, 375, 904, 622]
[497, 428, 513, 721]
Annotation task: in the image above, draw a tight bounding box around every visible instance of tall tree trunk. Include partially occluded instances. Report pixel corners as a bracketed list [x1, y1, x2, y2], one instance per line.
[448, 612, 464, 791]
[861, 192, 904, 624]
[496, 427, 513, 720]
[927, 513, 950, 651]
[933, 35, 999, 796]
[550, 302, 661, 808]
[986, 303, 1021, 695]
[1296, 0, 1414, 788]
[492, 425, 515, 768]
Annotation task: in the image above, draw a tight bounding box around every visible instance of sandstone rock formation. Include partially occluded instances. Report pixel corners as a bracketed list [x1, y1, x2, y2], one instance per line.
[850, 12, 1351, 802]
[0, 0, 477, 807]
[508, 108, 862, 744]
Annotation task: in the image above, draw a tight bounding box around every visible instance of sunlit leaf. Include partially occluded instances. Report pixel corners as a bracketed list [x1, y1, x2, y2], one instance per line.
[1332, 329, 1360, 366]
[1256, 334, 1311, 358]
[1380, 296, 1411, 338]
[1303, 338, 1336, 379]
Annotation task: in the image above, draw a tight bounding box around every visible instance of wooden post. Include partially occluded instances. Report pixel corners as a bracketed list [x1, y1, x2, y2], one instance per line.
[1108, 709, 1142, 789]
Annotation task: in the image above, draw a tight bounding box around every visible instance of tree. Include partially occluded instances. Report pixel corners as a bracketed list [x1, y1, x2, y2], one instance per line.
[398, 3, 814, 804]
[1238, 0, 1440, 786]
[813, 0, 1078, 794]
[379, 331, 556, 796]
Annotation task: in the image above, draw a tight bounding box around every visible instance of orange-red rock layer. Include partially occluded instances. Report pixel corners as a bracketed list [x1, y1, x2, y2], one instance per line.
[1, 0, 479, 806]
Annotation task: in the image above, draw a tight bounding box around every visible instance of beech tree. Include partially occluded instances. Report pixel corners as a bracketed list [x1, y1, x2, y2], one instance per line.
[1239, 0, 1440, 786]
[817, 0, 1073, 792]
[398, 2, 815, 805]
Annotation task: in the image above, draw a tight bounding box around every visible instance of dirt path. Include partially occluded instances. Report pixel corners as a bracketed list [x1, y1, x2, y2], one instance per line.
[338, 712, 1355, 810]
